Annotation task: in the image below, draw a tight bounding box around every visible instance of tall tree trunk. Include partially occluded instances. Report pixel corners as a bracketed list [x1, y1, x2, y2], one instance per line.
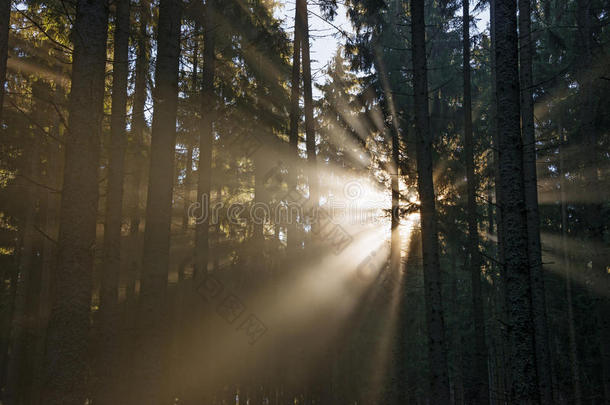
[96, 0, 130, 402]
[494, 0, 539, 401]
[409, 0, 450, 402]
[6, 143, 40, 405]
[120, 2, 148, 400]
[183, 24, 198, 231]
[559, 130, 582, 405]
[194, 1, 216, 279]
[490, 0, 512, 398]
[0, 0, 9, 122]
[298, 0, 317, 216]
[390, 124, 400, 273]
[576, 0, 609, 400]
[463, 1, 490, 402]
[287, 0, 302, 253]
[126, 0, 149, 297]
[41, 1, 109, 404]
[132, 0, 181, 402]
[517, 0, 553, 402]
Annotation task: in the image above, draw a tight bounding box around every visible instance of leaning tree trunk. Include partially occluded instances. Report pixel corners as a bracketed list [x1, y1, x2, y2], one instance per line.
[132, 0, 181, 403]
[518, 0, 553, 402]
[96, 0, 130, 403]
[494, 0, 539, 401]
[0, 0, 9, 122]
[194, 0, 216, 279]
[409, 0, 451, 402]
[463, 0, 490, 402]
[40, 1, 108, 404]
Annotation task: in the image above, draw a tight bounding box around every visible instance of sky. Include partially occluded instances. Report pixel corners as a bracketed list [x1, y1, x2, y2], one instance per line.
[274, 1, 353, 97]
[275, 0, 491, 98]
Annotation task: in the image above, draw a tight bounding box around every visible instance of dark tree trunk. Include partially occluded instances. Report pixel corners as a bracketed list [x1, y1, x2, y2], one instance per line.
[463, 0, 490, 402]
[494, 0, 539, 401]
[517, 0, 553, 402]
[194, 0, 216, 279]
[409, 0, 450, 402]
[96, 0, 130, 402]
[6, 144, 40, 405]
[299, 0, 317, 215]
[41, 1, 109, 404]
[183, 24, 198, 231]
[490, 0, 512, 398]
[126, 0, 149, 295]
[390, 124, 400, 273]
[0, 0, 9, 122]
[287, 0, 302, 253]
[576, 0, 609, 400]
[132, 0, 181, 402]
[120, 2, 148, 400]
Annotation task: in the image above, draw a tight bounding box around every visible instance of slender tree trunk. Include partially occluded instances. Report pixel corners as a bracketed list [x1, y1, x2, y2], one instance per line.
[126, 0, 149, 296]
[287, 0, 302, 253]
[0, 0, 9, 122]
[494, 0, 539, 401]
[183, 145, 193, 229]
[96, 0, 130, 402]
[41, 1, 108, 404]
[6, 144, 40, 405]
[298, 0, 317, 215]
[463, 1, 490, 402]
[558, 131, 582, 405]
[183, 24, 198, 231]
[390, 124, 400, 273]
[132, 0, 181, 402]
[120, 3, 148, 400]
[517, 0, 553, 402]
[409, 0, 450, 402]
[194, 1, 216, 279]
[30, 128, 62, 405]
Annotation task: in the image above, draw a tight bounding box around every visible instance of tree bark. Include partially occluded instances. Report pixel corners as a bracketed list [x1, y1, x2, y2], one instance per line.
[494, 0, 539, 401]
[463, 0, 490, 402]
[41, 1, 109, 404]
[409, 0, 450, 402]
[132, 0, 181, 402]
[194, 0, 216, 279]
[97, 0, 130, 402]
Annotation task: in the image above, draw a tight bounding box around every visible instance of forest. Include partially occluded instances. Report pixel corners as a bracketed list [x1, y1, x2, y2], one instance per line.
[0, 0, 608, 403]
